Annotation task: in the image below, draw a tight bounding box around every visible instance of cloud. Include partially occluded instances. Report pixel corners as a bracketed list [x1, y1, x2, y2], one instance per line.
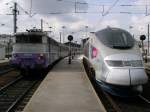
[130, 15, 150, 37]
[31, 0, 88, 13]
[15, 0, 88, 34]
[2, 0, 148, 43]
[17, 0, 88, 22]
[96, 19, 120, 30]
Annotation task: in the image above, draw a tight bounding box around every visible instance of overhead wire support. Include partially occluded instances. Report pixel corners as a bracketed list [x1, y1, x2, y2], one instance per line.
[41, 19, 43, 31]
[102, 5, 105, 16]
[30, 0, 33, 16]
[120, 4, 133, 6]
[17, 4, 34, 17]
[75, 0, 77, 13]
[13, 2, 17, 34]
[146, 5, 148, 16]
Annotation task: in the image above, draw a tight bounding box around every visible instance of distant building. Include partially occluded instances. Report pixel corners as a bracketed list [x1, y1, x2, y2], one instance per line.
[0, 44, 5, 60]
[0, 34, 13, 58]
[0, 34, 13, 44]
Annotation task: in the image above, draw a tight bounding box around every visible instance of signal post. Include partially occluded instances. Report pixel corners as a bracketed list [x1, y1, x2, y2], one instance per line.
[68, 35, 73, 64]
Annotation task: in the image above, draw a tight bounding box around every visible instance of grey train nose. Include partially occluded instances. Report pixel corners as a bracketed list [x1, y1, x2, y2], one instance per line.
[83, 27, 148, 96]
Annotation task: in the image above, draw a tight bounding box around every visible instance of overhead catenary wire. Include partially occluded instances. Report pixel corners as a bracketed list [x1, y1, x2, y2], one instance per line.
[0, 0, 150, 16]
[102, 0, 119, 16]
[94, 0, 120, 28]
[0, 0, 150, 34]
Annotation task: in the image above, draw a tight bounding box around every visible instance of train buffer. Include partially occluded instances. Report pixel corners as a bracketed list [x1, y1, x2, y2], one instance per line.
[23, 56, 106, 112]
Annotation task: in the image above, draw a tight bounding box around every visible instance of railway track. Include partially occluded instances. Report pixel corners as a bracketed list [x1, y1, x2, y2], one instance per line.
[83, 60, 150, 112]
[0, 65, 15, 76]
[0, 76, 39, 112]
[13, 80, 42, 112]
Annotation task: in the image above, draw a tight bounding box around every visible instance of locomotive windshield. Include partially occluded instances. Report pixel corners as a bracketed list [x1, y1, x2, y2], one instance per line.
[96, 28, 134, 49]
[16, 34, 42, 43]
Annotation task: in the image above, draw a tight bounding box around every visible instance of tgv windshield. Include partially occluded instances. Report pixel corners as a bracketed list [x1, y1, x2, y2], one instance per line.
[96, 28, 134, 49]
[16, 34, 42, 43]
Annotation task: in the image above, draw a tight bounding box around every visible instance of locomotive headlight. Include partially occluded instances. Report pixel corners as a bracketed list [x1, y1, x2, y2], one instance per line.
[38, 53, 44, 60]
[105, 60, 123, 67]
[40, 53, 44, 57]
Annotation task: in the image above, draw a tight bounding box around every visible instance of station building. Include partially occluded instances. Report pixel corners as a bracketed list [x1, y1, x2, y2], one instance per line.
[0, 44, 5, 60]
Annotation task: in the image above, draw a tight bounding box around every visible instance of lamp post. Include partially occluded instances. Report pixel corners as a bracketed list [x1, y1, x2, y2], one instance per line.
[85, 26, 88, 38]
[75, 41, 77, 55]
[129, 26, 134, 38]
[49, 26, 53, 37]
[62, 26, 66, 43]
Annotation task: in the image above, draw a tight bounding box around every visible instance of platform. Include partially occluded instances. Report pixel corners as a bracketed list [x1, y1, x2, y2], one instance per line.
[23, 56, 106, 112]
[0, 59, 9, 66]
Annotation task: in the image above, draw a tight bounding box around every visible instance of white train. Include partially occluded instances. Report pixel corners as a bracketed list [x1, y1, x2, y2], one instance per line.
[83, 27, 148, 96]
[11, 29, 69, 75]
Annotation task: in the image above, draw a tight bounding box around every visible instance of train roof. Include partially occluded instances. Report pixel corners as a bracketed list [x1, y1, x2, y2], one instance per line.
[15, 31, 46, 36]
[96, 27, 129, 35]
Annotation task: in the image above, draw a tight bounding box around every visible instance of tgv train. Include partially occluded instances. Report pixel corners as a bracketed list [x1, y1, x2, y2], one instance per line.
[11, 29, 69, 75]
[83, 27, 148, 96]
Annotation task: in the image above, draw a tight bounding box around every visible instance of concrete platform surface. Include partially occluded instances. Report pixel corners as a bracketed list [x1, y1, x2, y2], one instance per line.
[23, 56, 106, 112]
[0, 59, 9, 66]
[144, 63, 150, 78]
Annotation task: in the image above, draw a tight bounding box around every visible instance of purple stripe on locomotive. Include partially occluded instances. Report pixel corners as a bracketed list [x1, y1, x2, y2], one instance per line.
[11, 53, 49, 69]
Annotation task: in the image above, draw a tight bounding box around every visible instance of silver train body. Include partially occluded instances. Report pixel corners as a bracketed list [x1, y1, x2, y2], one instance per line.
[83, 27, 148, 96]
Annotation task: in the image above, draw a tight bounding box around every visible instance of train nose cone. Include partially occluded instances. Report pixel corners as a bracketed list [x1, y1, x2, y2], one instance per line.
[130, 69, 148, 85]
[106, 69, 130, 86]
[106, 68, 148, 86]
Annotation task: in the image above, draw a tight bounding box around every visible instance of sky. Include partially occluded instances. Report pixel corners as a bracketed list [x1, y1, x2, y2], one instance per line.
[0, 0, 150, 42]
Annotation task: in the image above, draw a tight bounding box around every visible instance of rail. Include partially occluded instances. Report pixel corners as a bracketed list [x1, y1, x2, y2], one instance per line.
[0, 65, 15, 76]
[0, 76, 38, 112]
[83, 59, 150, 112]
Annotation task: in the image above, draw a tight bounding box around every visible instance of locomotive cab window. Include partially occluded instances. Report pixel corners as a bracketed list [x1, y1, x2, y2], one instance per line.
[96, 29, 134, 49]
[16, 34, 42, 43]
